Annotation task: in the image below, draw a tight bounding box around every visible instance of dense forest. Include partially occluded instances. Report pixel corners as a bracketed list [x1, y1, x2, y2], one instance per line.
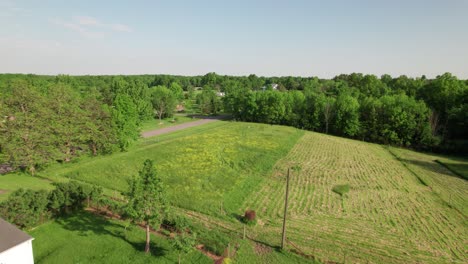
[0, 72, 466, 174]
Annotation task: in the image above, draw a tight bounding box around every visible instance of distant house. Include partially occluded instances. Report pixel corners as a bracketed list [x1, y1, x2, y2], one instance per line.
[261, 83, 279, 91]
[0, 218, 34, 264]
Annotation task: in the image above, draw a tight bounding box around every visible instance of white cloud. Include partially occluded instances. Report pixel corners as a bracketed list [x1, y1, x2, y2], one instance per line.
[109, 23, 132, 32]
[49, 16, 132, 38]
[74, 16, 99, 26]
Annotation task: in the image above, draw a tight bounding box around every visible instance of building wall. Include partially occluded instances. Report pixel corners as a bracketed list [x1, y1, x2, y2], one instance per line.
[0, 240, 34, 264]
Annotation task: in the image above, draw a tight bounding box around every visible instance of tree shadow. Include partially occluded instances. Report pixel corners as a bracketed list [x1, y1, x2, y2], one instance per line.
[230, 212, 244, 222]
[56, 211, 168, 258]
[56, 211, 122, 237]
[400, 158, 466, 181]
[128, 242, 167, 257]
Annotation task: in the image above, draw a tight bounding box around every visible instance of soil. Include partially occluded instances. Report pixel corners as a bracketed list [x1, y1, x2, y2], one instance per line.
[254, 242, 272, 255]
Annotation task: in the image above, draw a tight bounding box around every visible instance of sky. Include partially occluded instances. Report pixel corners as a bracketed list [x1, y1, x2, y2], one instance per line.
[1, 0, 467, 78]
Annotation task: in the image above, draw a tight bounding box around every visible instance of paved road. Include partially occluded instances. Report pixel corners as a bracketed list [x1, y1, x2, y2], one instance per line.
[141, 117, 223, 138]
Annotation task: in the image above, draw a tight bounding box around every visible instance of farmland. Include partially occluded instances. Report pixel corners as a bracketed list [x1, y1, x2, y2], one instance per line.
[244, 132, 467, 263]
[1, 121, 467, 263]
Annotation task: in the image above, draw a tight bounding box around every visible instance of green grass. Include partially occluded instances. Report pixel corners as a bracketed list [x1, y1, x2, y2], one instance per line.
[4, 121, 467, 263]
[434, 157, 468, 180]
[140, 115, 198, 132]
[244, 132, 467, 264]
[332, 184, 350, 196]
[29, 211, 211, 264]
[0, 173, 54, 201]
[34, 121, 304, 217]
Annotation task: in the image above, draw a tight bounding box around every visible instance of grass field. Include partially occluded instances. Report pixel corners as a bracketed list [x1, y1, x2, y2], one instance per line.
[30, 211, 211, 264]
[2, 121, 467, 263]
[0, 173, 54, 201]
[34, 121, 304, 216]
[243, 132, 467, 263]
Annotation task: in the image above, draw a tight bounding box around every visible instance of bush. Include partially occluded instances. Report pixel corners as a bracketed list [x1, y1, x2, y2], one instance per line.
[332, 184, 350, 196]
[198, 229, 230, 255]
[0, 181, 103, 229]
[0, 189, 50, 228]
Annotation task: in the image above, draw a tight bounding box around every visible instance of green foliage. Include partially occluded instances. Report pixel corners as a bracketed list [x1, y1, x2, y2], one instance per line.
[333, 94, 360, 136]
[0, 189, 50, 228]
[112, 94, 140, 151]
[196, 87, 222, 115]
[169, 82, 184, 102]
[30, 211, 211, 263]
[126, 159, 168, 228]
[151, 86, 177, 121]
[0, 181, 102, 228]
[332, 184, 350, 196]
[171, 231, 197, 261]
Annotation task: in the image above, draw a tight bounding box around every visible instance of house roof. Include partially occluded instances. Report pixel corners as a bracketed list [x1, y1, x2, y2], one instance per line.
[0, 218, 33, 253]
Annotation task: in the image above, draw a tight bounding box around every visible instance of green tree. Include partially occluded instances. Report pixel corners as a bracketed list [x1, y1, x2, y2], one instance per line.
[169, 82, 184, 102]
[333, 94, 360, 137]
[0, 189, 49, 228]
[151, 86, 177, 122]
[0, 80, 59, 174]
[112, 94, 139, 151]
[196, 87, 222, 115]
[47, 83, 86, 162]
[172, 230, 197, 264]
[126, 159, 168, 254]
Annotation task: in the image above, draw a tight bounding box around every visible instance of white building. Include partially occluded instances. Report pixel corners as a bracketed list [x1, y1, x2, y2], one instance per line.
[0, 218, 34, 264]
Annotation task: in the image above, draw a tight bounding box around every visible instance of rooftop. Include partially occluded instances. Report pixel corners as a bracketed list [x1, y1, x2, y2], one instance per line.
[0, 218, 33, 253]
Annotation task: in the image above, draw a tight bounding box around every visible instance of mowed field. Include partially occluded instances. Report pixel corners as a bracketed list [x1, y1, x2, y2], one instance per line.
[244, 132, 467, 263]
[1, 121, 467, 263]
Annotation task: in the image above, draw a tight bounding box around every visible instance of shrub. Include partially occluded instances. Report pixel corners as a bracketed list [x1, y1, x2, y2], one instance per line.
[332, 184, 350, 196]
[0, 181, 103, 229]
[0, 189, 50, 228]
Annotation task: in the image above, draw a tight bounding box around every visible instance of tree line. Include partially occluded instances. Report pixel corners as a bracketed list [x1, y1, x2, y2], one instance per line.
[0, 72, 466, 175]
[0, 75, 181, 173]
[223, 73, 467, 153]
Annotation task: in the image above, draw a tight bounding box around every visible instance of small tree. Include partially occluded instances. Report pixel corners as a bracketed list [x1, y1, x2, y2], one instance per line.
[151, 86, 177, 123]
[126, 159, 167, 254]
[172, 230, 197, 264]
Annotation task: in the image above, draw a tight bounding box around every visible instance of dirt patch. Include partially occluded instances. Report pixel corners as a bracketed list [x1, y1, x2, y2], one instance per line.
[0, 189, 8, 195]
[254, 242, 272, 255]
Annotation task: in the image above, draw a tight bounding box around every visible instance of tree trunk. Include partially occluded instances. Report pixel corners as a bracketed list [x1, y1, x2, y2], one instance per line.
[178, 254, 181, 264]
[145, 224, 150, 254]
[91, 143, 97, 156]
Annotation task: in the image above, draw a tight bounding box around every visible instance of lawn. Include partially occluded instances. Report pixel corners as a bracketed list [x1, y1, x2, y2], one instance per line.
[29, 211, 211, 264]
[243, 132, 467, 264]
[0, 173, 54, 201]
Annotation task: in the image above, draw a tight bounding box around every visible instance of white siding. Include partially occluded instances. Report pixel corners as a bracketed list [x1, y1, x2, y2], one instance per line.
[0, 239, 34, 264]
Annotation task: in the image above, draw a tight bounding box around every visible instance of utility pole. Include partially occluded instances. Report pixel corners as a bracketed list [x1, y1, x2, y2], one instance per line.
[281, 168, 291, 249]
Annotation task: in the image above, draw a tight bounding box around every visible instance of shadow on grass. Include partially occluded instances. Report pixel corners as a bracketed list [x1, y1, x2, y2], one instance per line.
[230, 213, 243, 222]
[401, 158, 467, 181]
[56, 211, 168, 258]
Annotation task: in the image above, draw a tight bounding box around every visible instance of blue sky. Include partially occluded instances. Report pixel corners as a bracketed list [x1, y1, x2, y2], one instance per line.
[1, 0, 467, 78]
